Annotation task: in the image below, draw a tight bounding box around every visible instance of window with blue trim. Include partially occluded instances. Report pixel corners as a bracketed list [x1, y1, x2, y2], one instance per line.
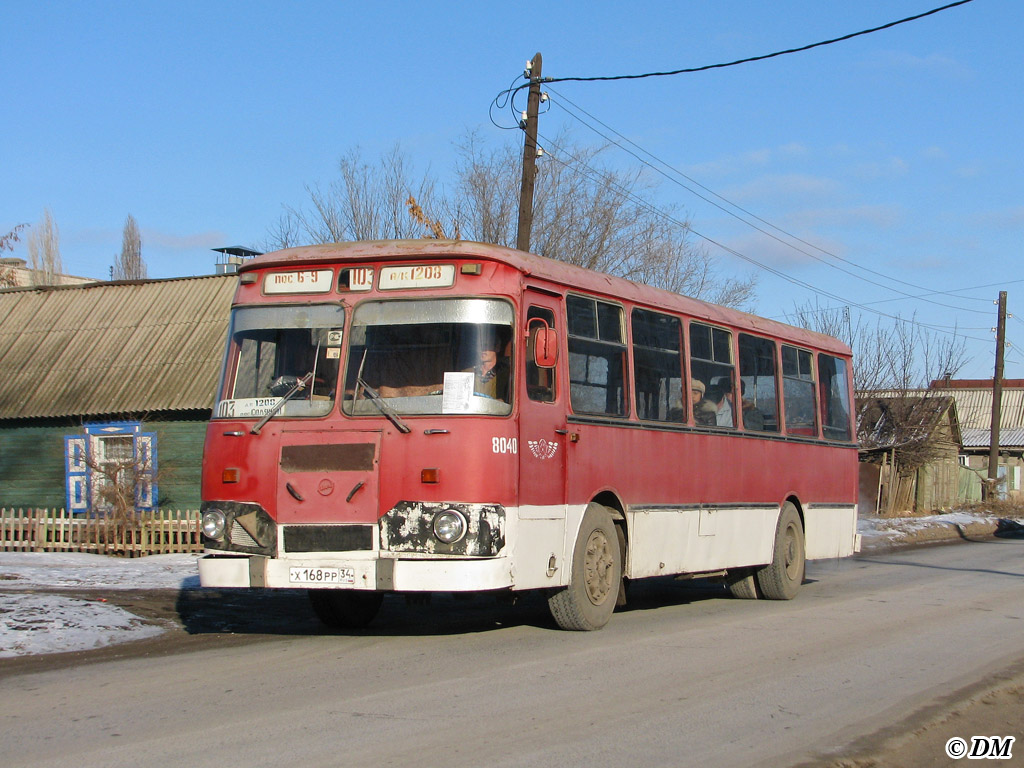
[64, 422, 157, 515]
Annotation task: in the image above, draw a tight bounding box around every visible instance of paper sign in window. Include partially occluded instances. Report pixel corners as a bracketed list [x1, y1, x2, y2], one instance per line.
[442, 372, 474, 413]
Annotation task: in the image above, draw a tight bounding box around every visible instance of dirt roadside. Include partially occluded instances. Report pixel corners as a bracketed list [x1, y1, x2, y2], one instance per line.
[803, 657, 1024, 767]
[812, 516, 1024, 766]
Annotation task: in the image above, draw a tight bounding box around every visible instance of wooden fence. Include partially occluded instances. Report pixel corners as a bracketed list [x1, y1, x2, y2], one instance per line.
[0, 508, 203, 557]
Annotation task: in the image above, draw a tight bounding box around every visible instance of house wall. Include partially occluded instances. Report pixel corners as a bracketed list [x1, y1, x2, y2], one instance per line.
[964, 452, 1024, 499]
[0, 414, 208, 510]
[915, 422, 965, 511]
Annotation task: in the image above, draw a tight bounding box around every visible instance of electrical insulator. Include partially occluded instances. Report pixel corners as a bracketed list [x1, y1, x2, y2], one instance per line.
[524, 60, 533, 79]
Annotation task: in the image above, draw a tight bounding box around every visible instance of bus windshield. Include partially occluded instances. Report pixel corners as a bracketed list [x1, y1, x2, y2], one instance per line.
[343, 298, 514, 417]
[215, 304, 344, 419]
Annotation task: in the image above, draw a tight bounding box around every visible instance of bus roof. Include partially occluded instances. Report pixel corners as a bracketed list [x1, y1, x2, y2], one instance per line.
[242, 239, 851, 356]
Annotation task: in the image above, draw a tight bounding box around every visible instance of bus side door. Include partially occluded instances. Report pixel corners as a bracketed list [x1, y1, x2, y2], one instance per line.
[516, 291, 569, 589]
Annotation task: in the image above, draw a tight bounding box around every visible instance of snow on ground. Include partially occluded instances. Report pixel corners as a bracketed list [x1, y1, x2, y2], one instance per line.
[0, 551, 200, 591]
[0, 593, 166, 658]
[857, 510, 1020, 542]
[0, 552, 200, 659]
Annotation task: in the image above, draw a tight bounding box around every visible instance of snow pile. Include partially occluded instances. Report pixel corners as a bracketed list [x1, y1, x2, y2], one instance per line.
[0, 593, 165, 658]
[0, 552, 200, 659]
[858, 511, 983, 539]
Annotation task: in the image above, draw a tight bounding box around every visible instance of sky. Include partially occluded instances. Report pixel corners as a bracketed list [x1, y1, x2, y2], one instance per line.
[2, 0, 1022, 379]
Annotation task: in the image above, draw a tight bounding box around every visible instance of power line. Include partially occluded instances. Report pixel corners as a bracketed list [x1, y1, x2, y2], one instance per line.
[538, 1, 975, 85]
[543, 88, 991, 315]
[492, 1, 977, 114]
[535, 132, 990, 343]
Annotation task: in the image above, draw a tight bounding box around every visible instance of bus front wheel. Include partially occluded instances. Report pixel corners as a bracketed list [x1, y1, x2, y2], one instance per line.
[548, 503, 622, 631]
[308, 589, 384, 629]
[756, 503, 805, 600]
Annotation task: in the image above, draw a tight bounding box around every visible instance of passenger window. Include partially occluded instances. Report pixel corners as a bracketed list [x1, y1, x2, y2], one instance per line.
[632, 309, 684, 422]
[782, 346, 817, 436]
[567, 295, 627, 417]
[690, 323, 735, 428]
[526, 306, 556, 403]
[738, 334, 779, 432]
[819, 354, 852, 441]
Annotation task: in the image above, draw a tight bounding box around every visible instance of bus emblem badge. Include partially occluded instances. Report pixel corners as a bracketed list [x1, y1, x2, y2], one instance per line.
[317, 479, 335, 496]
[528, 439, 558, 460]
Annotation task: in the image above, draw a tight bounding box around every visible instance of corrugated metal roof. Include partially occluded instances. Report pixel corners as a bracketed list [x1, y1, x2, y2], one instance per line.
[0, 275, 236, 419]
[961, 427, 1024, 449]
[938, 388, 1024, 431]
[868, 386, 1024, 432]
[855, 395, 959, 449]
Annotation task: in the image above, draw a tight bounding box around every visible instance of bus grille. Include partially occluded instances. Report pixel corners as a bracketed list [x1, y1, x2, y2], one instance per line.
[228, 522, 259, 548]
[283, 525, 374, 552]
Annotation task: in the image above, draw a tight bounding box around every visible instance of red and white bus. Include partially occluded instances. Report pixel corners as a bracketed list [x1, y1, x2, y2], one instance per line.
[199, 240, 859, 630]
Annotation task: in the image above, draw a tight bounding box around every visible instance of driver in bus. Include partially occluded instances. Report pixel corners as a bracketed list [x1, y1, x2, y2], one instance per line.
[471, 328, 511, 401]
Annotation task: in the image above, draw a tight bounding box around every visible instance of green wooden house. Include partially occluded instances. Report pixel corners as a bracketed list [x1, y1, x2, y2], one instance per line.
[0, 274, 236, 512]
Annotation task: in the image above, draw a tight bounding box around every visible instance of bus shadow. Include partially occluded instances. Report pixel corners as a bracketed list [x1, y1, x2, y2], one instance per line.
[616, 576, 730, 616]
[175, 587, 559, 637]
[174, 577, 732, 637]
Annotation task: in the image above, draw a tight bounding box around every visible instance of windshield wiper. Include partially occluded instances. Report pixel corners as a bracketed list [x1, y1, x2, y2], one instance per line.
[356, 377, 411, 434]
[250, 372, 313, 435]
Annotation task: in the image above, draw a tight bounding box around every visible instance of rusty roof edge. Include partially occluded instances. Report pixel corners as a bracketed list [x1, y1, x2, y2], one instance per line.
[241, 240, 850, 355]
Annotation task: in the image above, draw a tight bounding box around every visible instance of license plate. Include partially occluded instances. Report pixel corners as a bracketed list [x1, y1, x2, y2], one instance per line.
[289, 566, 355, 585]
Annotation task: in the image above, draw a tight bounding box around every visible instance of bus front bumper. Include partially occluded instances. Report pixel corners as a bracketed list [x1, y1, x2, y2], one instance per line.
[198, 552, 515, 592]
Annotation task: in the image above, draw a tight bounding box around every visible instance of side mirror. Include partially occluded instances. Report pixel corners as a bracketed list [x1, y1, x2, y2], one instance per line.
[535, 327, 557, 368]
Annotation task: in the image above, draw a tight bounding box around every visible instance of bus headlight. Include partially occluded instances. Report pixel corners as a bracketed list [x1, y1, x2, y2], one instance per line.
[202, 508, 227, 541]
[432, 509, 468, 544]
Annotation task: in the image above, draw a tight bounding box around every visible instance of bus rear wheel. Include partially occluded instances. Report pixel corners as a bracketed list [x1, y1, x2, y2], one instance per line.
[548, 503, 622, 631]
[308, 590, 384, 629]
[756, 503, 805, 600]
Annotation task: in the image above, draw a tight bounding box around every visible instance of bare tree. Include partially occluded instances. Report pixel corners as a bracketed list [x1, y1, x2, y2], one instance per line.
[72, 436, 160, 524]
[112, 214, 147, 280]
[27, 209, 63, 285]
[269, 136, 757, 309]
[451, 132, 756, 307]
[791, 300, 970, 502]
[0, 224, 28, 288]
[269, 146, 441, 247]
[788, 301, 968, 393]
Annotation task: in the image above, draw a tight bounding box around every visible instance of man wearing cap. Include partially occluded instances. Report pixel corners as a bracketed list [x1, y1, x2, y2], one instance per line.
[692, 379, 717, 426]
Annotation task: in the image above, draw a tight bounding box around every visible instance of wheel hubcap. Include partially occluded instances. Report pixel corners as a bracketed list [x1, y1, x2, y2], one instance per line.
[783, 524, 801, 580]
[583, 529, 615, 605]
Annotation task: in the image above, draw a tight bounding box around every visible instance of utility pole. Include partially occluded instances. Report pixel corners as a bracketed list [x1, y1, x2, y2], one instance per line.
[985, 290, 1008, 500]
[516, 52, 543, 253]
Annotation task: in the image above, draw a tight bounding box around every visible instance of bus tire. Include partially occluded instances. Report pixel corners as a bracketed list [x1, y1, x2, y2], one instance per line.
[308, 589, 384, 629]
[548, 503, 622, 631]
[726, 568, 760, 599]
[756, 503, 805, 600]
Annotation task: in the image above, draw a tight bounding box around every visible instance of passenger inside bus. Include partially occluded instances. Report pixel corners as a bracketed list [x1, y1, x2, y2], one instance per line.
[698, 382, 734, 427]
[691, 380, 716, 426]
[736, 380, 765, 430]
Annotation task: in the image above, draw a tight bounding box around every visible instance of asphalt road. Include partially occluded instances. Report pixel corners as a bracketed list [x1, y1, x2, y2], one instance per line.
[3, 538, 1024, 768]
